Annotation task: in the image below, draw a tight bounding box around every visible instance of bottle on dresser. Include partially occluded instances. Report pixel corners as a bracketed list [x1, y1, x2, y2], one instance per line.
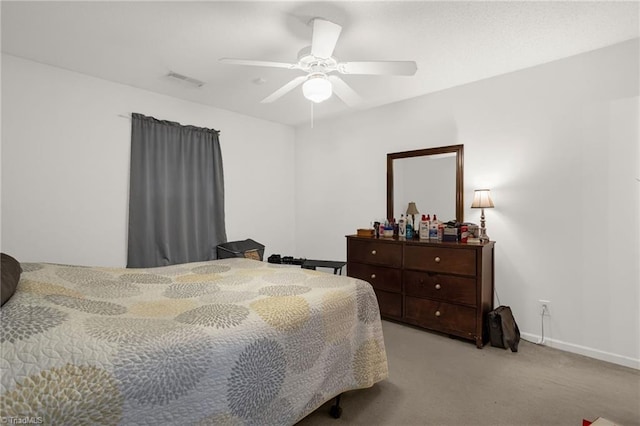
[429, 214, 439, 240]
[399, 214, 406, 238]
[419, 214, 430, 240]
[406, 222, 414, 239]
[460, 224, 469, 243]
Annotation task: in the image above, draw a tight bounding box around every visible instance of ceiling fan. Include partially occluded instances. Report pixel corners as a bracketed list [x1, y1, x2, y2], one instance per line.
[219, 18, 418, 106]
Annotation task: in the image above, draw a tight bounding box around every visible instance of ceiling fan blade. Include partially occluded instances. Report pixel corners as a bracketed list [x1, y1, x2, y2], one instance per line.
[328, 75, 362, 107]
[219, 58, 298, 70]
[310, 18, 342, 59]
[261, 76, 307, 103]
[338, 61, 418, 76]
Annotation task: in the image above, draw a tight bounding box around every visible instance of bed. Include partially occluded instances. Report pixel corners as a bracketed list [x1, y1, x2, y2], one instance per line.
[0, 257, 388, 425]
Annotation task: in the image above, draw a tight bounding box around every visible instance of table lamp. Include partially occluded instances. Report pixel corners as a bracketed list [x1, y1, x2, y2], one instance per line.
[471, 189, 494, 242]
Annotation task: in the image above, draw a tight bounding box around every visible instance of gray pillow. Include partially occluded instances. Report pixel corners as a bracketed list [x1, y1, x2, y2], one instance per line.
[1, 253, 22, 306]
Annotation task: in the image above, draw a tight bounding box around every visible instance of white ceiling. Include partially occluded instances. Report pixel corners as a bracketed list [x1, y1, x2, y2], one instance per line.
[2, 1, 638, 127]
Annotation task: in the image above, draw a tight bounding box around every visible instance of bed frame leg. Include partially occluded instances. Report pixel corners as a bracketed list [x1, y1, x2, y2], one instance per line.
[329, 393, 343, 419]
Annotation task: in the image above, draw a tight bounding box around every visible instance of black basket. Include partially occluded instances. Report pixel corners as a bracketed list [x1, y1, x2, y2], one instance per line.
[216, 239, 265, 261]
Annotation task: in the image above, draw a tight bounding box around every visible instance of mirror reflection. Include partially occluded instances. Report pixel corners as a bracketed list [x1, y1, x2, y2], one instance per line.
[387, 145, 464, 224]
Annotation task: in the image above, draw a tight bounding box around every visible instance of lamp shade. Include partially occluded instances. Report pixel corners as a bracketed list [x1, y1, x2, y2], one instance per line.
[471, 189, 494, 208]
[302, 75, 332, 103]
[406, 202, 419, 215]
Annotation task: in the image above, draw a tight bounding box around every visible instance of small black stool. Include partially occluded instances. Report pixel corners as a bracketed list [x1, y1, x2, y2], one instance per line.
[301, 260, 347, 275]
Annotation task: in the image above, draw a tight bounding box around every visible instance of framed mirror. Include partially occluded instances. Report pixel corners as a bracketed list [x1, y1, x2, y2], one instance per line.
[387, 144, 464, 223]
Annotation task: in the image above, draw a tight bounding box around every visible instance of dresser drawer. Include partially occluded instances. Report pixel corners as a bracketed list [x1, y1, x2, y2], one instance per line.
[348, 262, 402, 293]
[348, 238, 402, 268]
[374, 289, 402, 319]
[404, 245, 476, 276]
[404, 297, 476, 337]
[404, 270, 476, 306]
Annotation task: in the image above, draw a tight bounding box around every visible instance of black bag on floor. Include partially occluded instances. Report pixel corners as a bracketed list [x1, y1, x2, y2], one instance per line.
[488, 305, 520, 352]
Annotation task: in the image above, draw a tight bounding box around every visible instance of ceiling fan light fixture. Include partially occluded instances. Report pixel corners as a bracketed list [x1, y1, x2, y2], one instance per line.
[302, 74, 332, 103]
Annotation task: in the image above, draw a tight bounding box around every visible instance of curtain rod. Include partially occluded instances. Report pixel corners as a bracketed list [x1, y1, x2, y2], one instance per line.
[117, 113, 221, 134]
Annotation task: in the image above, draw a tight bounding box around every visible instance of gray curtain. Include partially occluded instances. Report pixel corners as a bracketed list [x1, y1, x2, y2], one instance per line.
[127, 113, 226, 268]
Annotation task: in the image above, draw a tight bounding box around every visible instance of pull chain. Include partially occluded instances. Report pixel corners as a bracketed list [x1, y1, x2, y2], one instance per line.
[310, 101, 314, 128]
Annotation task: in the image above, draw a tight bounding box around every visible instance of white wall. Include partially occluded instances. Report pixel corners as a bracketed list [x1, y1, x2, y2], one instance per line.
[1, 54, 296, 267]
[294, 39, 639, 368]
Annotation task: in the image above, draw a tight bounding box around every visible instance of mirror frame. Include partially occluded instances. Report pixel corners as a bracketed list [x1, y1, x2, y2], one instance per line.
[386, 144, 464, 223]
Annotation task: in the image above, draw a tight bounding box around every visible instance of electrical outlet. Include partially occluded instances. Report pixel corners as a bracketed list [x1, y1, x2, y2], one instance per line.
[538, 300, 551, 316]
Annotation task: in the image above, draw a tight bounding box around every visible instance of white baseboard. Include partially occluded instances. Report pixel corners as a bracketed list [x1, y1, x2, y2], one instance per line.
[520, 332, 640, 370]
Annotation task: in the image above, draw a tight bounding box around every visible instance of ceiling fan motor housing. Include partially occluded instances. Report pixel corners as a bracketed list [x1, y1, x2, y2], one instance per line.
[297, 46, 338, 73]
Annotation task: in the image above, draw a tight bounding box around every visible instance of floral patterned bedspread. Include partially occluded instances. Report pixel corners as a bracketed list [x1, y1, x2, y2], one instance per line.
[0, 258, 388, 425]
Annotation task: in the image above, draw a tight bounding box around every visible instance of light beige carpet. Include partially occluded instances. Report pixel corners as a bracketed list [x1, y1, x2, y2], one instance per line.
[297, 320, 640, 426]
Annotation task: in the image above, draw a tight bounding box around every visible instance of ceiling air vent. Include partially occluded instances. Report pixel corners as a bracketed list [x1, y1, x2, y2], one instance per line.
[166, 71, 205, 88]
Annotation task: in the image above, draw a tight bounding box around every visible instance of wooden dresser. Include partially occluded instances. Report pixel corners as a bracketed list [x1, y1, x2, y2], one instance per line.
[346, 235, 495, 348]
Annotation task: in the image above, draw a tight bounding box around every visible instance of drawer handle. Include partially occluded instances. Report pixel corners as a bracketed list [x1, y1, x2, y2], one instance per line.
[435, 284, 441, 290]
[435, 310, 441, 317]
[434, 256, 441, 263]
[371, 250, 377, 255]
[371, 274, 376, 279]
